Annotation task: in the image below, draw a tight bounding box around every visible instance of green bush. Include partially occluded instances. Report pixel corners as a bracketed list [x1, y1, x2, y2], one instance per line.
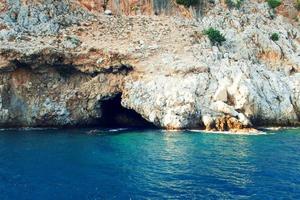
[176, 0, 198, 7]
[270, 33, 279, 41]
[226, 0, 243, 8]
[296, 0, 300, 10]
[267, 0, 282, 9]
[203, 28, 226, 46]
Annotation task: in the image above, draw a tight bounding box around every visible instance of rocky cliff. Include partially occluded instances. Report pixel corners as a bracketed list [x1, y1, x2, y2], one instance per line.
[0, 0, 299, 131]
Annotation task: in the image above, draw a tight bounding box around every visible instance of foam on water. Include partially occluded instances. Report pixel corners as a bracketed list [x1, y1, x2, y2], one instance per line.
[189, 129, 268, 135]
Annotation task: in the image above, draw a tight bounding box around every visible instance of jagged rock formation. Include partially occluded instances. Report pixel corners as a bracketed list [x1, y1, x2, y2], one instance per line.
[0, 0, 299, 131]
[78, 0, 204, 17]
[0, 0, 94, 38]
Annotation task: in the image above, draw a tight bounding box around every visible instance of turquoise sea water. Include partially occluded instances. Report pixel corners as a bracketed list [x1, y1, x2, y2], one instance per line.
[0, 128, 299, 200]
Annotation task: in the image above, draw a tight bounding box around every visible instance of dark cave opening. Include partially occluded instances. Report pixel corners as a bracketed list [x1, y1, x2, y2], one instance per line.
[98, 94, 156, 128]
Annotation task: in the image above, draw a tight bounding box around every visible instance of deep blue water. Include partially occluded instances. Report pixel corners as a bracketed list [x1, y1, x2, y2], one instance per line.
[0, 128, 300, 200]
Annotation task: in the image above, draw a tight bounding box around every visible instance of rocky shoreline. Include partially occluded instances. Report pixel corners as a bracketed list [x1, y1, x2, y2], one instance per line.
[0, 0, 299, 132]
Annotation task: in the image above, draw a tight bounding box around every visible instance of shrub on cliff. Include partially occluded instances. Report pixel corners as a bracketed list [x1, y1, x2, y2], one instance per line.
[203, 28, 226, 46]
[226, 0, 243, 8]
[176, 0, 198, 7]
[267, 0, 282, 9]
[270, 33, 279, 41]
[296, 0, 300, 10]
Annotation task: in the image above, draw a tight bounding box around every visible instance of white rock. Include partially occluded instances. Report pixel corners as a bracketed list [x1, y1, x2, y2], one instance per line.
[213, 86, 228, 102]
[202, 115, 215, 129]
[211, 101, 239, 117]
[238, 113, 251, 126]
[104, 10, 112, 15]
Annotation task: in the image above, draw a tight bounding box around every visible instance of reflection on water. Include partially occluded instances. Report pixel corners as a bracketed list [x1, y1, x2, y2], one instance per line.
[0, 128, 299, 199]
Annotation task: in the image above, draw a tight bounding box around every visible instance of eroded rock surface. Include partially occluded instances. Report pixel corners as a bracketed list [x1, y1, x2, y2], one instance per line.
[0, 0, 299, 130]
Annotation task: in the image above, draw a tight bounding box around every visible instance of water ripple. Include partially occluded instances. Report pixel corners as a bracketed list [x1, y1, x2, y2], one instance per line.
[0, 128, 299, 199]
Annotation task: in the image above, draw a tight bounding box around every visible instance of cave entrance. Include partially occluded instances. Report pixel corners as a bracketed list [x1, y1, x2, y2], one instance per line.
[98, 94, 156, 128]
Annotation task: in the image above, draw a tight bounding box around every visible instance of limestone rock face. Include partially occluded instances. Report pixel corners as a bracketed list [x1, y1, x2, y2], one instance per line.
[0, 0, 93, 38]
[121, 1, 300, 129]
[0, 0, 299, 130]
[0, 38, 133, 127]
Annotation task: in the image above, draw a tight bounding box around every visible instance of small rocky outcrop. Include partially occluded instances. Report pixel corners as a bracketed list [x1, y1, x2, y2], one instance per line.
[0, 0, 299, 131]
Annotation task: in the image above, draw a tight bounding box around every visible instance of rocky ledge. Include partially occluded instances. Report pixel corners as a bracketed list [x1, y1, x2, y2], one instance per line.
[0, 0, 299, 131]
